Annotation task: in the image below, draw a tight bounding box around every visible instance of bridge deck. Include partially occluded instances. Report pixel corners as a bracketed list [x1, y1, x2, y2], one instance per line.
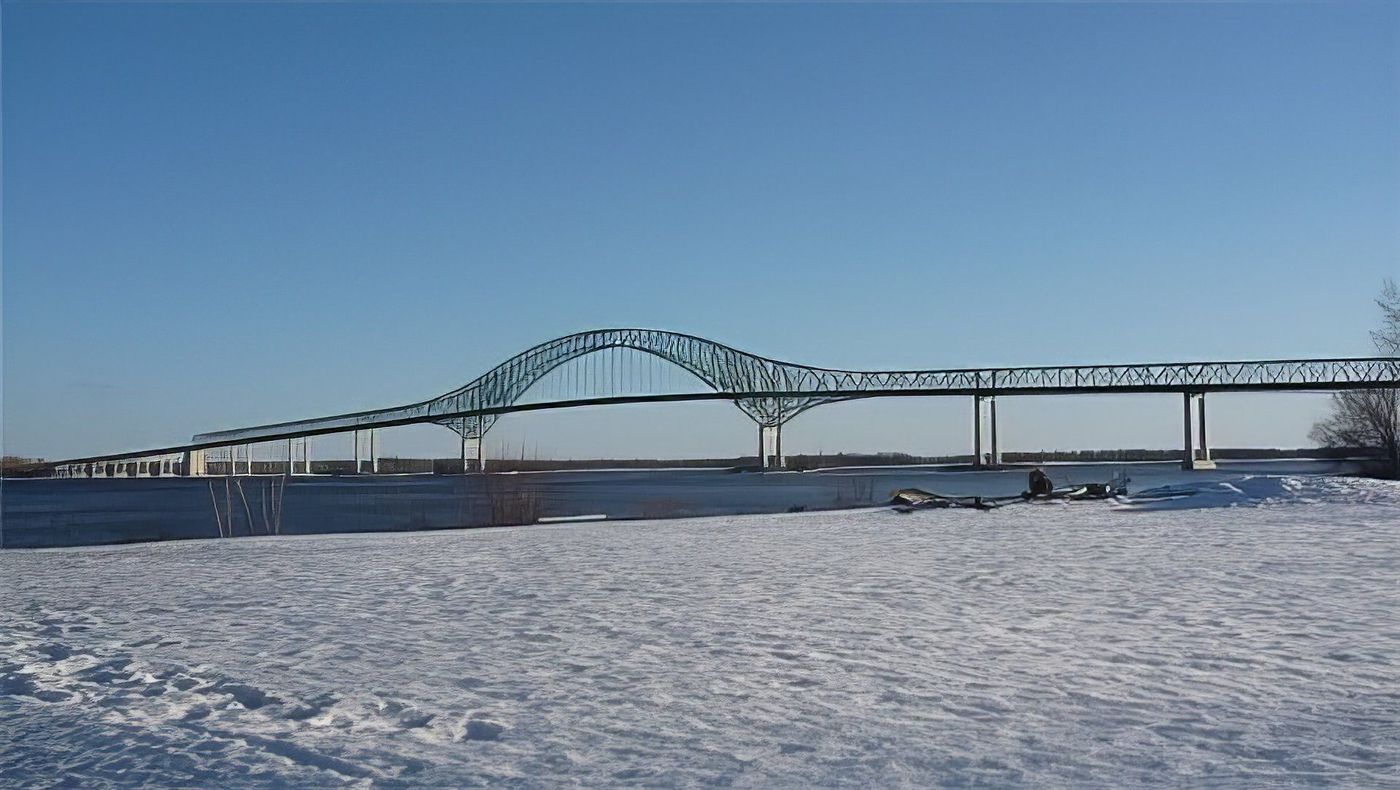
[41, 356, 1400, 468]
[30, 326, 1400, 470]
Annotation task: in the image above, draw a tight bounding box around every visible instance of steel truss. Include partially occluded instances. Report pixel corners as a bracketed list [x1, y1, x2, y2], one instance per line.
[182, 329, 1399, 448]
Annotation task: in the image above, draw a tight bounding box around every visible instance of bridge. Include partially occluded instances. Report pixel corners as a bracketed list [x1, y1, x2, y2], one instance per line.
[40, 328, 1400, 478]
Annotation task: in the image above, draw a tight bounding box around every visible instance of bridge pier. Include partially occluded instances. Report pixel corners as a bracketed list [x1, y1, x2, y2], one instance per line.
[460, 433, 483, 473]
[351, 429, 380, 474]
[973, 396, 982, 467]
[293, 438, 308, 475]
[989, 396, 1000, 467]
[758, 424, 783, 470]
[1182, 392, 1216, 470]
[971, 395, 1002, 468]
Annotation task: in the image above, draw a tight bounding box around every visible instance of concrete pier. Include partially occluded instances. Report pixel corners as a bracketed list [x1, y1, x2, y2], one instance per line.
[758, 424, 783, 469]
[973, 396, 983, 467]
[1182, 393, 1216, 470]
[989, 396, 1000, 467]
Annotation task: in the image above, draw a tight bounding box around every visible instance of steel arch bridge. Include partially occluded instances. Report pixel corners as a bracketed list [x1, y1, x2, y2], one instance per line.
[190, 327, 1400, 445]
[38, 327, 1400, 476]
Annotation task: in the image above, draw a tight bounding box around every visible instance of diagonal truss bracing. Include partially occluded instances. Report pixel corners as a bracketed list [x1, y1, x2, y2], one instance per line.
[190, 328, 1400, 446]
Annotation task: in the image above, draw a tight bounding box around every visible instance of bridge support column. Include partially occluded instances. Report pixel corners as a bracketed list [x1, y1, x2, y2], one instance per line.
[1197, 394, 1214, 469]
[180, 450, 197, 476]
[989, 396, 1000, 467]
[972, 396, 984, 467]
[303, 438, 312, 475]
[353, 430, 363, 474]
[460, 433, 482, 474]
[757, 424, 784, 470]
[1182, 393, 1217, 471]
[369, 429, 379, 474]
[1182, 393, 1194, 470]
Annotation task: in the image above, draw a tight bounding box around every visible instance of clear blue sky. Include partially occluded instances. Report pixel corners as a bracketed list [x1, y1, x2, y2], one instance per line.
[4, 2, 1398, 461]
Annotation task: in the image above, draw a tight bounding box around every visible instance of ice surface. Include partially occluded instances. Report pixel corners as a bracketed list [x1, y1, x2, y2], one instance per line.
[1114, 474, 1400, 511]
[3, 474, 1398, 787]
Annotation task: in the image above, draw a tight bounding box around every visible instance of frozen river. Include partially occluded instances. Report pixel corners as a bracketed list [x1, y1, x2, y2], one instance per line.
[3, 473, 1399, 787]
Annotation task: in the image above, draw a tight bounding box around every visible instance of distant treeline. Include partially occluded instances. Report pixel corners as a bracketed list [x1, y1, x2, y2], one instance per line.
[2, 456, 45, 475]
[999, 446, 1364, 463]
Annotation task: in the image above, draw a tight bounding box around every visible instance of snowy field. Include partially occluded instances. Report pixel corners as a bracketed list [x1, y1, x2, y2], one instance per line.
[3, 474, 1399, 787]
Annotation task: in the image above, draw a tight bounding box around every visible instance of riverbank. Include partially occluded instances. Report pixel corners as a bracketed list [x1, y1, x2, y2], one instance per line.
[5, 488, 1397, 786]
[0, 460, 1365, 549]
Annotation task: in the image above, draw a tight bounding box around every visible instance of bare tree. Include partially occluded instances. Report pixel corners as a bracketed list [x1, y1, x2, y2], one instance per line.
[1310, 279, 1400, 477]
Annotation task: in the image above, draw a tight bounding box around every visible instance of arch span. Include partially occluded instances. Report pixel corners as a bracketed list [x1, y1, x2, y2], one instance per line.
[188, 326, 1400, 447]
[430, 329, 846, 438]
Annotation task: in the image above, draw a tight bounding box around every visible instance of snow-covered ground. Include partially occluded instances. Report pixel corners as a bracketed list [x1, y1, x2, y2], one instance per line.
[3, 474, 1399, 787]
